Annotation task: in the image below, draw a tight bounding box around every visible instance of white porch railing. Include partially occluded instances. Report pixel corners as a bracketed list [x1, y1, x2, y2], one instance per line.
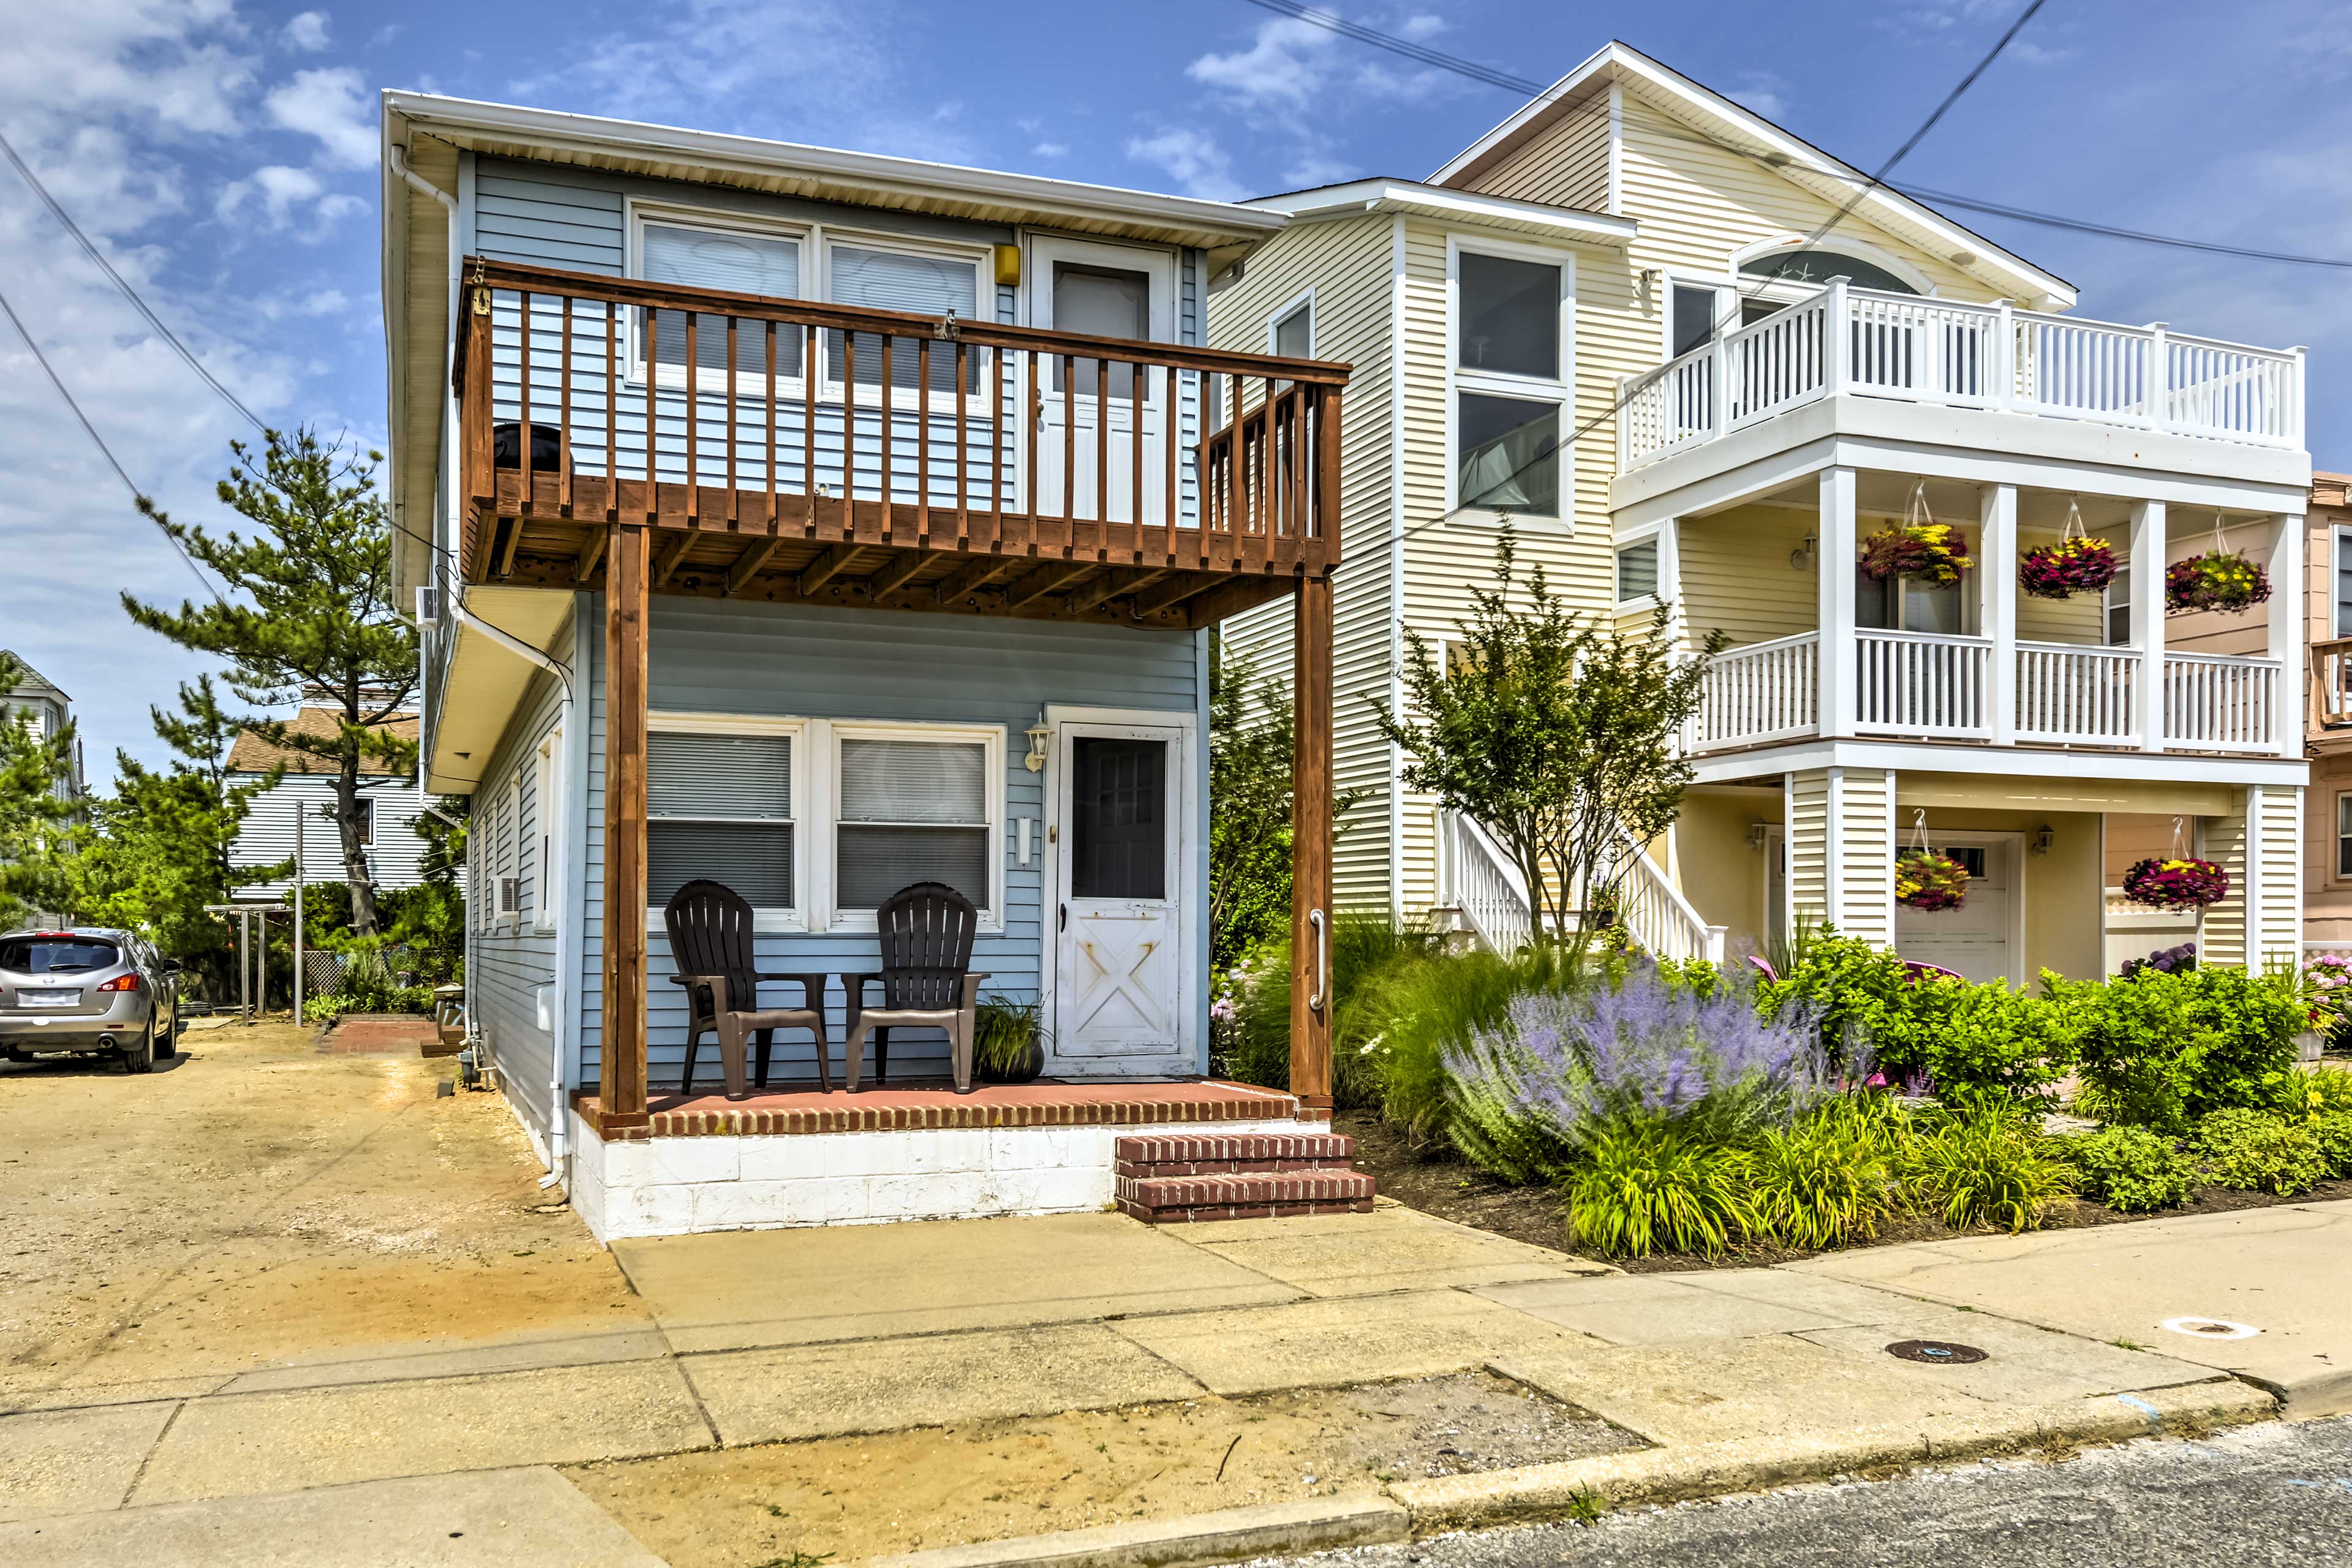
[2162, 652, 2280, 751]
[1691, 631, 1819, 749]
[2015, 642, 2138, 744]
[1687, 633, 2278, 756]
[1854, 628, 1991, 738]
[1621, 278, 2304, 470]
[1436, 812, 1724, 965]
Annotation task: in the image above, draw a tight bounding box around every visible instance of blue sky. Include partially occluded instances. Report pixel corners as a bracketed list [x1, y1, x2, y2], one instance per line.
[4, 0, 2350, 780]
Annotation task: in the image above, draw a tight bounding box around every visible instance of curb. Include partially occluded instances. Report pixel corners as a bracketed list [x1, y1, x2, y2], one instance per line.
[864, 1379, 2273, 1568]
[866, 1497, 1409, 1568]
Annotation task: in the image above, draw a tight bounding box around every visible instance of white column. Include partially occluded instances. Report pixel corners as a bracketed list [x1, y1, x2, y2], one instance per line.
[1981, 483, 2018, 747]
[2244, 785, 2266, 967]
[2269, 512, 2305, 759]
[2131, 499, 2166, 752]
[1657, 516, 1685, 652]
[1820, 466, 1858, 738]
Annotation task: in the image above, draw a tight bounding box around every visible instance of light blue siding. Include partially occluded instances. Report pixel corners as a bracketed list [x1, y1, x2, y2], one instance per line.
[576, 598, 1204, 1088]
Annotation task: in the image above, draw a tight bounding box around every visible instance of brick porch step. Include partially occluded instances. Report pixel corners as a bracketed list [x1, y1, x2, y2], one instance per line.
[1113, 1132, 1373, 1224]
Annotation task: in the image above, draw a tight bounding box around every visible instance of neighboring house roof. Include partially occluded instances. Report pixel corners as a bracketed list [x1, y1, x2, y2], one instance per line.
[1244, 178, 1637, 247]
[228, 709, 418, 778]
[1, 650, 67, 703]
[1427, 39, 2077, 312]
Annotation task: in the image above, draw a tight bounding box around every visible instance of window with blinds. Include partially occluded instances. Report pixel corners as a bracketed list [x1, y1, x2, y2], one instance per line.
[639, 221, 804, 379]
[835, 735, 990, 911]
[647, 731, 795, 909]
[825, 243, 982, 395]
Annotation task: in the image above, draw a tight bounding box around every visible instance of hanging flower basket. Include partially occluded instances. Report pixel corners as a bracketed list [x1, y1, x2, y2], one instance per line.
[1895, 850, 1970, 913]
[1860, 524, 1972, 585]
[2165, 552, 2270, 614]
[2019, 536, 2119, 600]
[2120, 856, 2230, 910]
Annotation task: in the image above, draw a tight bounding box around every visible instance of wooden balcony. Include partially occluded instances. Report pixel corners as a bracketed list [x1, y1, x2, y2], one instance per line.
[2315, 637, 2352, 739]
[452, 258, 1344, 629]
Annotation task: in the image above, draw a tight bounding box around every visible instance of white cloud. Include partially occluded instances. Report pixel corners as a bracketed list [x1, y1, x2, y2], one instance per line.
[263, 66, 375, 168]
[1125, 127, 1242, 202]
[1031, 141, 1069, 159]
[281, 10, 331, 50]
[1398, 13, 1444, 40]
[1727, 72, 1789, 121]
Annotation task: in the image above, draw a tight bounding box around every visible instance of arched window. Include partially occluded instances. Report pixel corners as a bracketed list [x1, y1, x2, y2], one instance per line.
[1738, 249, 1920, 295]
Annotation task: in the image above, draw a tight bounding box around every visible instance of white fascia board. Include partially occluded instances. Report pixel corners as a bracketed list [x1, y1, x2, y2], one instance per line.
[1693, 739, 2308, 791]
[1247, 178, 1635, 247]
[380, 92, 1287, 247]
[382, 104, 414, 600]
[1427, 42, 2073, 311]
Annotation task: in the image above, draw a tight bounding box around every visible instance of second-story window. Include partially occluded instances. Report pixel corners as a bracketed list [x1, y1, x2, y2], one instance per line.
[1452, 243, 1570, 521]
[640, 218, 804, 379]
[826, 239, 984, 396]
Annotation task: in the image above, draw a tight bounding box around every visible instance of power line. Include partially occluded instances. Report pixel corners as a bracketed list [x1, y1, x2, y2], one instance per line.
[0, 281, 228, 607]
[0, 128, 267, 432]
[1240, 0, 2352, 273]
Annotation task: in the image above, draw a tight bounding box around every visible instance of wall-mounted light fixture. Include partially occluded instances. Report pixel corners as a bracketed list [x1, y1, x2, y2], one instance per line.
[1789, 530, 1817, 573]
[2034, 824, 2056, 856]
[1747, 822, 1771, 851]
[1025, 709, 1052, 772]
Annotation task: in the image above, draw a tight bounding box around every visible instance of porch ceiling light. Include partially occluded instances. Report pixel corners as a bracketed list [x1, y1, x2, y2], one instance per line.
[1025, 710, 1051, 772]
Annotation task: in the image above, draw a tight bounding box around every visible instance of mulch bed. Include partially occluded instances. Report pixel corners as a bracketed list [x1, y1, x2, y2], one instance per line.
[1338, 1107, 2352, 1275]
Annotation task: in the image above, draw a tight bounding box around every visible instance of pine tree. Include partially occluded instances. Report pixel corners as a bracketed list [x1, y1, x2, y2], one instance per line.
[123, 429, 418, 939]
[0, 651, 80, 926]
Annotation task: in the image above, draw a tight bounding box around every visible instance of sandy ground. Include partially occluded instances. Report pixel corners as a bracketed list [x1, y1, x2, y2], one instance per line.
[0, 1018, 645, 1407]
[566, 1372, 1637, 1568]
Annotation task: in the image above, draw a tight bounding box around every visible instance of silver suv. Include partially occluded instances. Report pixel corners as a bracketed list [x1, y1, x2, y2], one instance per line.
[0, 929, 182, 1073]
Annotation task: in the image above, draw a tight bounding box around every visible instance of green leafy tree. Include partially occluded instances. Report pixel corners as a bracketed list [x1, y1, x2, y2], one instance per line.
[62, 677, 287, 991]
[1374, 527, 1723, 945]
[0, 651, 80, 925]
[1208, 643, 1297, 972]
[123, 429, 418, 940]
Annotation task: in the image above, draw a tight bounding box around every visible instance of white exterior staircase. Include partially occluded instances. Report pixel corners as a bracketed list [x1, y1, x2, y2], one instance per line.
[1436, 810, 1726, 964]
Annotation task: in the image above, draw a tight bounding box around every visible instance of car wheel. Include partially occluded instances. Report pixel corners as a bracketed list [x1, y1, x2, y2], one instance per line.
[123, 1019, 156, 1075]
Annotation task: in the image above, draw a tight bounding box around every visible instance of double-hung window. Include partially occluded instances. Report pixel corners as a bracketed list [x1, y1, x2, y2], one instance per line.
[833, 728, 998, 919]
[638, 217, 805, 382]
[824, 238, 985, 397]
[1452, 242, 1572, 521]
[1616, 538, 1660, 606]
[647, 726, 799, 916]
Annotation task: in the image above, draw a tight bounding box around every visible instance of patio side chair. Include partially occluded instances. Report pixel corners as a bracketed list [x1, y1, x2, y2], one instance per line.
[662, 879, 833, 1101]
[842, 882, 987, 1095]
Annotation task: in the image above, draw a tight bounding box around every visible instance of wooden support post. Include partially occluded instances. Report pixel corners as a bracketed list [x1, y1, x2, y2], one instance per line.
[599, 522, 651, 1135]
[1289, 570, 1334, 1120]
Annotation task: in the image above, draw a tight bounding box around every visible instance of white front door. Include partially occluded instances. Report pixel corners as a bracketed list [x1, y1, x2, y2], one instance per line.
[1895, 835, 2020, 984]
[1028, 236, 1177, 527]
[1050, 719, 1188, 1072]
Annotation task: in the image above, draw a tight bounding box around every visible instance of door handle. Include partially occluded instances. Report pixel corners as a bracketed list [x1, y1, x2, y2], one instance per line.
[1308, 908, 1327, 1014]
[1060, 903, 1068, 932]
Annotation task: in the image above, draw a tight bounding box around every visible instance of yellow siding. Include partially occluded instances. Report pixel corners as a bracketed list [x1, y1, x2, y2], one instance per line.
[1679, 785, 1779, 949]
[2260, 785, 2302, 962]
[1679, 506, 1817, 646]
[1205, 213, 1398, 916]
[2203, 794, 2249, 967]
[1787, 769, 1830, 934]
[1461, 89, 1612, 213]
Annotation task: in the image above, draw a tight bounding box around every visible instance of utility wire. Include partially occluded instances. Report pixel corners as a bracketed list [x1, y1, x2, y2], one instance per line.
[0, 128, 267, 432]
[1240, 0, 2351, 273]
[0, 280, 228, 608]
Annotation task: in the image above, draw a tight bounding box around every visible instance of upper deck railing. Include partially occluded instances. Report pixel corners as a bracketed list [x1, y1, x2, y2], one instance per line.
[1620, 277, 2305, 471]
[451, 258, 1344, 589]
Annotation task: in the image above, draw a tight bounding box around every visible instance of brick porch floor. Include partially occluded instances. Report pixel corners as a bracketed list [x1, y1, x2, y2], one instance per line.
[574, 1078, 1303, 1137]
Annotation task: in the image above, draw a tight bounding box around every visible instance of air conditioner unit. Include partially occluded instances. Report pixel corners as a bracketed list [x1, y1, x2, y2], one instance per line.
[497, 875, 520, 917]
[415, 585, 444, 628]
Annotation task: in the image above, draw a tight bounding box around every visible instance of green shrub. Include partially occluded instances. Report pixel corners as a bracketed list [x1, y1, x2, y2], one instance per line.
[2197, 1112, 2328, 1196]
[2068, 1125, 2198, 1213]
[1562, 1123, 1754, 1257]
[2043, 965, 2306, 1132]
[2313, 1111, 2352, 1178]
[1904, 1106, 2075, 1232]
[1218, 914, 1433, 1100]
[303, 985, 435, 1023]
[1758, 928, 1915, 1068]
[2282, 1067, 2352, 1120]
[1343, 945, 1545, 1147]
[1741, 1098, 1903, 1248]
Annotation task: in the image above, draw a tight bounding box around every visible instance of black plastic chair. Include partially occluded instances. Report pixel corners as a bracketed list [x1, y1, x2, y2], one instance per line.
[662, 880, 831, 1100]
[843, 882, 987, 1093]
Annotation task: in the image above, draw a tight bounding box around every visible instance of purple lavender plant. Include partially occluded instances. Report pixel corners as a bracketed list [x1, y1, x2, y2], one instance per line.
[1444, 965, 1828, 1174]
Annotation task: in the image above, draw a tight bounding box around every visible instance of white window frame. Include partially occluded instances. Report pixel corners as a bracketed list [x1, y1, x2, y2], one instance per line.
[2103, 561, 2135, 647]
[1660, 268, 1738, 364]
[818, 227, 995, 417]
[1727, 234, 1937, 299]
[533, 726, 563, 935]
[1615, 536, 1663, 611]
[625, 202, 812, 399]
[2337, 791, 2352, 883]
[1444, 233, 1575, 530]
[1267, 286, 1314, 358]
[643, 711, 811, 934]
[2333, 524, 2352, 639]
[827, 718, 1005, 934]
[499, 770, 522, 931]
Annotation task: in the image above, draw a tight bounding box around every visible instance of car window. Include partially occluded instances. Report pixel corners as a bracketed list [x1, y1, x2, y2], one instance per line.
[0, 938, 123, 974]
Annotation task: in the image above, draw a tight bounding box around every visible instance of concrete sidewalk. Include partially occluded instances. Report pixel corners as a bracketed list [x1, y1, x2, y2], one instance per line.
[4, 1197, 2320, 1565]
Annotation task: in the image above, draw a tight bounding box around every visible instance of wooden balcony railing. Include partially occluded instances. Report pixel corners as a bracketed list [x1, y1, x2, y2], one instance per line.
[450, 258, 1344, 628]
[2315, 637, 2352, 730]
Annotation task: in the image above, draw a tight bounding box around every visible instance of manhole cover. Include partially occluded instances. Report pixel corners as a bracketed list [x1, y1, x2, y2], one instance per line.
[1885, 1340, 1988, 1365]
[2159, 1316, 2260, 1341]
